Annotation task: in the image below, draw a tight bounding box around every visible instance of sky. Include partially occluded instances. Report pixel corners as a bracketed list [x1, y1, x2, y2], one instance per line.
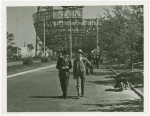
[7, 6, 113, 48]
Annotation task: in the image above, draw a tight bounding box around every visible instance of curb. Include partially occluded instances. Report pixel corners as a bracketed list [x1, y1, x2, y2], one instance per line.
[7, 64, 56, 78]
[106, 65, 119, 75]
[106, 65, 144, 99]
[129, 84, 144, 100]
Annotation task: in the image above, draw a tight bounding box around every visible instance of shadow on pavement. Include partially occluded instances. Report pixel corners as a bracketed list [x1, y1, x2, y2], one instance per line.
[105, 88, 123, 92]
[83, 99, 143, 112]
[92, 72, 114, 76]
[29, 96, 78, 99]
[105, 88, 116, 92]
[87, 79, 114, 86]
[104, 75, 116, 78]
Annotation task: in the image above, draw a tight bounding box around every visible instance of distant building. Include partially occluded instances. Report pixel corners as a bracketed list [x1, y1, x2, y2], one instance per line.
[20, 47, 35, 58]
[20, 47, 54, 58]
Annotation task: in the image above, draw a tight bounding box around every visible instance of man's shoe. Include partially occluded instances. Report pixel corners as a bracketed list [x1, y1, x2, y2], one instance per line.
[81, 95, 84, 97]
[64, 97, 67, 99]
[77, 95, 80, 99]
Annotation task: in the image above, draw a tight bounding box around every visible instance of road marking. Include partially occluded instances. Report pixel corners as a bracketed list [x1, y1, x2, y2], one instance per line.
[7, 64, 56, 78]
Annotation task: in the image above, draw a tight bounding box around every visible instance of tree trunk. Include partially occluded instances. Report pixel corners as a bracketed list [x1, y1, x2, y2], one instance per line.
[131, 55, 134, 70]
[131, 43, 134, 70]
[113, 57, 115, 63]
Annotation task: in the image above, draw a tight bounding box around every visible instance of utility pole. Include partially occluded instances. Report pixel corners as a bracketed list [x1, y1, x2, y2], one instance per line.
[35, 36, 37, 57]
[44, 18, 46, 58]
[70, 10, 72, 58]
[16, 16, 18, 57]
[96, 18, 99, 56]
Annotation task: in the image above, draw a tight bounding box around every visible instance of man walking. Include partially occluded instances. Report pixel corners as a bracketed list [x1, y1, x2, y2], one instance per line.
[73, 49, 91, 99]
[56, 50, 72, 99]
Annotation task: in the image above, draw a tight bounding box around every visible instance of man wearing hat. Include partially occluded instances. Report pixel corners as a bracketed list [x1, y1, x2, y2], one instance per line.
[56, 50, 72, 99]
[73, 49, 91, 99]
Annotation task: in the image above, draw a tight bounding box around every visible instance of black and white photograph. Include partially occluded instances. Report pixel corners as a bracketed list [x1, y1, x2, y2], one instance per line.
[1, 1, 149, 114]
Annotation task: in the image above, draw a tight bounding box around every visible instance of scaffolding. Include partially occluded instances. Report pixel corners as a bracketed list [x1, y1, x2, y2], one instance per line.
[32, 6, 100, 57]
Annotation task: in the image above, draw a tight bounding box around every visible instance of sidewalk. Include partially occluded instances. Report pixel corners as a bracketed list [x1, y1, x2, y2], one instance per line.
[83, 66, 143, 112]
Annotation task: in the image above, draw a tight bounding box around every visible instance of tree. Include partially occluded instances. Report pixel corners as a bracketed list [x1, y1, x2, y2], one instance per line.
[7, 32, 15, 54]
[98, 5, 143, 70]
[27, 43, 34, 57]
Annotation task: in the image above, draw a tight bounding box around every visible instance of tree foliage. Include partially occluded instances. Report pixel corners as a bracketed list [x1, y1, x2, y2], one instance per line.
[27, 43, 34, 57]
[7, 32, 15, 53]
[98, 5, 143, 69]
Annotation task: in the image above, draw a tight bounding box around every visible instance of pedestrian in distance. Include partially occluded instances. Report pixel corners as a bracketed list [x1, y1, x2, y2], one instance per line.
[93, 54, 96, 65]
[85, 54, 90, 75]
[56, 50, 72, 99]
[89, 63, 94, 74]
[87, 53, 94, 74]
[73, 49, 91, 99]
[96, 55, 100, 69]
[88, 53, 92, 61]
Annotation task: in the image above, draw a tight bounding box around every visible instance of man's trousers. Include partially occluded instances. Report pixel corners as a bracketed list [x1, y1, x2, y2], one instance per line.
[76, 71, 85, 96]
[59, 76, 69, 97]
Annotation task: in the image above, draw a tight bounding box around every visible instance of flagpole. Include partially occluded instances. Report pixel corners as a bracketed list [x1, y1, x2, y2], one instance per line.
[44, 18, 45, 58]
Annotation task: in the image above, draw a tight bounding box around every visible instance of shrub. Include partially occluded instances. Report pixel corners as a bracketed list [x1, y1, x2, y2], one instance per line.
[23, 58, 33, 65]
[41, 58, 50, 63]
[50, 55, 58, 61]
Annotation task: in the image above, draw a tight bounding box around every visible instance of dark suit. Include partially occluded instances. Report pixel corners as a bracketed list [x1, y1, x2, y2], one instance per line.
[56, 57, 72, 97]
[73, 57, 91, 96]
[58, 55, 63, 60]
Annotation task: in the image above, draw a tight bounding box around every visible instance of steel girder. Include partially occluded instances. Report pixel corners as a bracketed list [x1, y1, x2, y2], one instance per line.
[33, 6, 100, 55]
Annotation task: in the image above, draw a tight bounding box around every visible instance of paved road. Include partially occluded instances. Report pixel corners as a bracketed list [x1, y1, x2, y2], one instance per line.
[7, 65, 143, 112]
[7, 61, 41, 66]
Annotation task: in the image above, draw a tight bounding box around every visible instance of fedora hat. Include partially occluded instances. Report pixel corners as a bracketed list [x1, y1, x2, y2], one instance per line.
[77, 49, 83, 54]
[62, 50, 69, 55]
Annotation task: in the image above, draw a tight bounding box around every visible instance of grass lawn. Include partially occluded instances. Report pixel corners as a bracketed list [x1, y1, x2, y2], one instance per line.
[7, 61, 57, 76]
